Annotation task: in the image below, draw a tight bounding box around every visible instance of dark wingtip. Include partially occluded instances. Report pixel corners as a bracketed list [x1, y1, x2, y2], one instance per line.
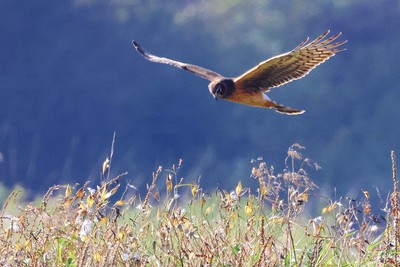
[132, 40, 149, 59]
[132, 40, 140, 51]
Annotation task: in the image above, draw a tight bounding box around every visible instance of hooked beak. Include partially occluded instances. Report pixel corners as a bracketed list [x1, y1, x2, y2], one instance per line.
[212, 89, 219, 100]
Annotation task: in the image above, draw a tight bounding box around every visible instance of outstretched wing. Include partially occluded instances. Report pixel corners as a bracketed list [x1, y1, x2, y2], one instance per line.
[234, 31, 347, 91]
[132, 41, 223, 82]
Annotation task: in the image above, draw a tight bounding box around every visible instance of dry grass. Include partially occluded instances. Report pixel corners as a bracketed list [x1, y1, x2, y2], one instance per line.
[0, 144, 398, 266]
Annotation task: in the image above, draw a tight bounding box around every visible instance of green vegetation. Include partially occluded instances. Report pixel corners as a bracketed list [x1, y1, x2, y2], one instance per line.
[1, 144, 398, 266]
[2, 1, 399, 266]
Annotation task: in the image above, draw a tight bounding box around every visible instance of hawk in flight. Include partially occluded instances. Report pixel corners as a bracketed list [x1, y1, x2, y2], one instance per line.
[133, 31, 346, 115]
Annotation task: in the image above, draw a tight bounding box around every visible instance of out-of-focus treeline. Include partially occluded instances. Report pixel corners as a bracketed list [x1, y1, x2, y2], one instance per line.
[0, 0, 399, 197]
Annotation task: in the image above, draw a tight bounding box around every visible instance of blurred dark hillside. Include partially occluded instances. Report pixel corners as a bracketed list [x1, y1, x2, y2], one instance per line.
[0, 0, 399, 197]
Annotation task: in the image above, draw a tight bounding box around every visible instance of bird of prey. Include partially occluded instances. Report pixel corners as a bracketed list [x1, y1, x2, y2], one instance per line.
[132, 31, 346, 115]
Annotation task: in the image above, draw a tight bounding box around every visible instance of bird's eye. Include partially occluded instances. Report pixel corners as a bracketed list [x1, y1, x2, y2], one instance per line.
[210, 79, 234, 99]
[215, 83, 227, 97]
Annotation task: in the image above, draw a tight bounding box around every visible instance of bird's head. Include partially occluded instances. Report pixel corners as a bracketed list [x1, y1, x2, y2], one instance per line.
[208, 79, 235, 100]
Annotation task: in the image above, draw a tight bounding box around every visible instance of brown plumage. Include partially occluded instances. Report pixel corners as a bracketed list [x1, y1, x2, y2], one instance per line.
[133, 30, 346, 115]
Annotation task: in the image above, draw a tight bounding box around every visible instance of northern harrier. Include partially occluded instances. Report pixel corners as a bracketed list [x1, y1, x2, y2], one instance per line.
[133, 31, 346, 115]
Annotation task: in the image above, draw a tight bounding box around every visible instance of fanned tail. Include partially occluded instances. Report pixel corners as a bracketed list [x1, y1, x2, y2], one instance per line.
[263, 93, 305, 115]
[273, 103, 305, 115]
